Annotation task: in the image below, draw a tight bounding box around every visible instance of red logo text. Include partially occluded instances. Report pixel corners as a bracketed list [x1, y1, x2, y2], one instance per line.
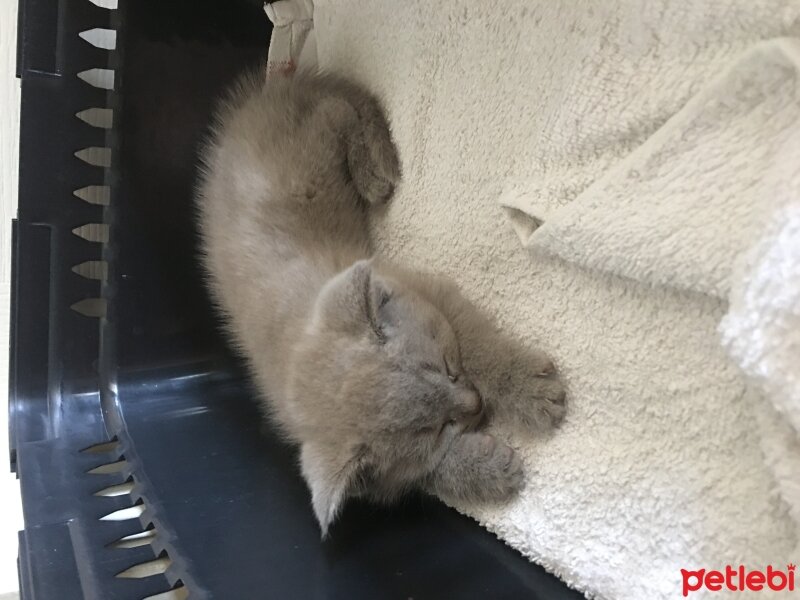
[681, 565, 795, 596]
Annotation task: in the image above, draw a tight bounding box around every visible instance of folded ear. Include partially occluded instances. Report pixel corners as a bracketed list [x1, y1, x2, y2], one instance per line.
[340, 259, 391, 341]
[300, 442, 364, 537]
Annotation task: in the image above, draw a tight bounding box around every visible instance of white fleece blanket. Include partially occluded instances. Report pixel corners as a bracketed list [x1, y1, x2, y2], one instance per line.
[274, 2, 800, 598]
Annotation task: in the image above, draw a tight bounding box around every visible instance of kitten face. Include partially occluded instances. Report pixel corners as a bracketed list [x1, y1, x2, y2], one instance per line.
[289, 260, 483, 534]
[375, 284, 483, 431]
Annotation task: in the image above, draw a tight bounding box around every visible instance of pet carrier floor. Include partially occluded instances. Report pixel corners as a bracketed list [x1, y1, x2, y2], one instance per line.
[9, 0, 584, 597]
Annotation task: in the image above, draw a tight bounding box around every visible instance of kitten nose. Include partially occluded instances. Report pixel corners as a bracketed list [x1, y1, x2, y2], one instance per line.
[458, 388, 485, 431]
[458, 387, 482, 414]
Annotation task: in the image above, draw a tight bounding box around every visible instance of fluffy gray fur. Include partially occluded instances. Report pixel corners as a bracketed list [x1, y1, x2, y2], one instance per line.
[197, 71, 566, 536]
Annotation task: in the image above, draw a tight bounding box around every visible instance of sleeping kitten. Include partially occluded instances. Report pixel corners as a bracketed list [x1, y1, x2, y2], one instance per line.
[197, 71, 566, 535]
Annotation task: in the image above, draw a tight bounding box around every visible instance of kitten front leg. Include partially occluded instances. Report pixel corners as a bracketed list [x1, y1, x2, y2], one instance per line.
[472, 337, 567, 433]
[426, 431, 524, 504]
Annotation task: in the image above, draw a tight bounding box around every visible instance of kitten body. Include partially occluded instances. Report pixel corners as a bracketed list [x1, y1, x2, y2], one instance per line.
[197, 72, 565, 534]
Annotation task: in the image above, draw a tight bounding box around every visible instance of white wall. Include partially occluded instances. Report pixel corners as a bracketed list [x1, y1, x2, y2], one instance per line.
[0, 0, 24, 596]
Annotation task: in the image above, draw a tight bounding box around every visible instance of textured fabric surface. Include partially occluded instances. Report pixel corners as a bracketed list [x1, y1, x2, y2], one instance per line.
[523, 39, 800, 300]
[721, 200, 800, 558]
[309, 3, 800, 598]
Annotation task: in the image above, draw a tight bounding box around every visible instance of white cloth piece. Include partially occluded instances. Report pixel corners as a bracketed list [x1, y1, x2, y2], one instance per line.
[265, 0, 317, 78]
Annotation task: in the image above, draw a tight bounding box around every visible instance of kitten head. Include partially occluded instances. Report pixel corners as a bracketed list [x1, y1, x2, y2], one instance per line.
[288, 259, 483, 536]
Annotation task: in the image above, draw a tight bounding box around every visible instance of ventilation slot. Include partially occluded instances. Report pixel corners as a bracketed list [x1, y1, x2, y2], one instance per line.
[108, 527, 157, 550]
[143, 584, 188, 600]
[72, 223, 109, 243]
[94, 479, 134, 497]
[87, 458, 127, 475]
[88, 0, 118, 8]
[78, 28, 117, 50]
[76, 108, 113, 129]
[75, 147, 111, 168]
[100, 503, 145, 522]
[70, 298, 107, 318]
[115, 552, 171, 579]
[81, 439, 119, 454]
[73, 260, 108, 281]
[77, 68, 115, 90]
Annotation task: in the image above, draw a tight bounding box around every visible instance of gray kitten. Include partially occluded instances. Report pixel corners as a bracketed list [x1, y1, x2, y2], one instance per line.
[197, 71, 566, 536]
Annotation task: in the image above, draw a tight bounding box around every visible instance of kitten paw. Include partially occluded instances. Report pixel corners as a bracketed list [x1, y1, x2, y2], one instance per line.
[531, 377, 567, 427]
[355, 168, 396, 205]
[345, 106, 401, 205]
[429, 432, 525, 504]
[527, 352, 567, 429]
[463, 433, 525, 502]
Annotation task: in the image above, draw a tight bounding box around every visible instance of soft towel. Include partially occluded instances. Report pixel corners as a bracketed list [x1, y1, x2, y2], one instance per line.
[294, 2, 799, 598]
[513, 34, 800, 560]
[515, 38, 800, 301]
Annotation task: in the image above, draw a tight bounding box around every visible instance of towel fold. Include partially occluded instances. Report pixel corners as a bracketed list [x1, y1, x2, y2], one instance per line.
[512, 38, 800, 301]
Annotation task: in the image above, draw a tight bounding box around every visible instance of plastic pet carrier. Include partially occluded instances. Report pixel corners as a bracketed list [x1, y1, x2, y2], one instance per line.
[9, 0, 583, 597]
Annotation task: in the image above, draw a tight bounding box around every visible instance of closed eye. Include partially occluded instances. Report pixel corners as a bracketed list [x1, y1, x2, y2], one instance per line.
[420, 362, 441, 374]
[417, 420, 452, 437]
[378, 291, 392, 309]
[444, 359, 459, 382]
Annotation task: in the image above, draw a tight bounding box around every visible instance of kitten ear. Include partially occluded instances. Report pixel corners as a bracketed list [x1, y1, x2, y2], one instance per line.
[344, 259, 390, 341]
[300, 442, 364, 538]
